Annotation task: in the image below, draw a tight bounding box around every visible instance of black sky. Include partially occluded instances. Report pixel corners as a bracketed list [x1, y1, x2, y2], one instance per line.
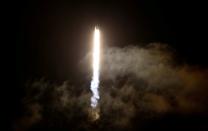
[14, 0, 207, 130]
[16, 0, 207, 81]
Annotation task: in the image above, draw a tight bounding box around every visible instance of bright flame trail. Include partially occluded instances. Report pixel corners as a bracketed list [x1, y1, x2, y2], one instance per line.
[90, 27, 100, 108]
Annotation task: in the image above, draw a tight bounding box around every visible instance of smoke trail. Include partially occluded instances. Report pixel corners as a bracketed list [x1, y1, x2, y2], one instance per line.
[90, 27, 100, 108]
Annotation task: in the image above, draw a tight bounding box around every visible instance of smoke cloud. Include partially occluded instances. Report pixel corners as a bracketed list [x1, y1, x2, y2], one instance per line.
[15, 43, 208, 130]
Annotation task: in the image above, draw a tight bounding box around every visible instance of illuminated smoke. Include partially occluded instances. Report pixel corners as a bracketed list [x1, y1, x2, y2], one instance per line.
[90, 27, 100, 109]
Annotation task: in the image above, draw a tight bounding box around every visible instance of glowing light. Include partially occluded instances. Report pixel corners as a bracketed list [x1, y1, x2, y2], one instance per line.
[90, 27, 100, 108]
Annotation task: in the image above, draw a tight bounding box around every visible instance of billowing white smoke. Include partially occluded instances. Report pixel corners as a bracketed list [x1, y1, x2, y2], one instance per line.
[90, 27, 100, 108]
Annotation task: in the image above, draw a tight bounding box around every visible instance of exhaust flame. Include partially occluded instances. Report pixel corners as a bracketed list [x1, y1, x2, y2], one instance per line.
[90, 27, 100, 109]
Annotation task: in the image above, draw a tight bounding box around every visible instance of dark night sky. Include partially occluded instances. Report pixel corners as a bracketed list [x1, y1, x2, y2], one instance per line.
[16, 0, 207, 81]
[13, 0, 208, 130]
